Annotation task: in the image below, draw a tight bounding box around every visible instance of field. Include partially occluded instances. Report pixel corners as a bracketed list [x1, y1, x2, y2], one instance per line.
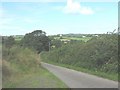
[14, 35, 24, 41]
[62, 36, 92, 42]
[54, 36, 92, 42]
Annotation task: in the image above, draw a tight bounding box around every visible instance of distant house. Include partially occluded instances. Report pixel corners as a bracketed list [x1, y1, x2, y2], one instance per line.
[92, 35, 99, 37]
[51, 45, 55, 48]
[60, 34, 62, 37]
[64, 42, 68, 44]
[82, 36, 86, 38]
[94, 35, 99, 37]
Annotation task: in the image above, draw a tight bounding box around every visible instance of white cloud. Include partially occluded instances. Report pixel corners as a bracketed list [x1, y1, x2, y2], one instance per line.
[63, 0, 94, 15]
[1, 0, 65, 2]
[1, 0, 118, 2]
[79, 6, 94, 15]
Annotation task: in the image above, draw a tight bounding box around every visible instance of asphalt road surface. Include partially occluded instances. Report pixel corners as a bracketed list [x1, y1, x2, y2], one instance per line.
[41, 62, 118, 88]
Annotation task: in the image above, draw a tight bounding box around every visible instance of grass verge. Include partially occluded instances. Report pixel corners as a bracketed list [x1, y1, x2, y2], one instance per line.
[3, 66, 68, 88]
[42, 60, 118, 81]
[2, 46, 68, 88]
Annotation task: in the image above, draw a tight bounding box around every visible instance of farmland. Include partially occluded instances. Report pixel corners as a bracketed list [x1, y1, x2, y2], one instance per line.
[58, 36, 92, 42]
[51, 34, 94, 42]
[13, 35, 24, 41]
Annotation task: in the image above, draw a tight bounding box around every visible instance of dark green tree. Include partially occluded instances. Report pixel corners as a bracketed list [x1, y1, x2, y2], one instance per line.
[21, 30, 50, 53]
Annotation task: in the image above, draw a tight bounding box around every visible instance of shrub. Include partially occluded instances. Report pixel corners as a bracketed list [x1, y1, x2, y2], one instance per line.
[41, 34, 118, 74]
[2, 46, 41, 81]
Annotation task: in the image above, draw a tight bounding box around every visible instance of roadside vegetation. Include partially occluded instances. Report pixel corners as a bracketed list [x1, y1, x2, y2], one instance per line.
[2, 30, 68, 88]
[41, 34, 118, 81]
[2, 30, 119, 88]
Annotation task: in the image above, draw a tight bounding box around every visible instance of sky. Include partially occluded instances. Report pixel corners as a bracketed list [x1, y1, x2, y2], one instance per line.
[0, 0, 118, 36]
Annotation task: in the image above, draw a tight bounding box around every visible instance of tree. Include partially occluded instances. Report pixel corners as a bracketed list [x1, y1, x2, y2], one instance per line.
[3, 36, 15, 49]
[21, 30, 50, 53]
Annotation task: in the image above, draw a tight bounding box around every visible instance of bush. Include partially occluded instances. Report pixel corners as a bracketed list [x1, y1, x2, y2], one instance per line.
[2, 45, 41, 82]
[41, 34, 118, 74]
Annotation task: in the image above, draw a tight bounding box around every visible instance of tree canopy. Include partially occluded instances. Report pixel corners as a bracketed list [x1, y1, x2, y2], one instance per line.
[21, 30, 50, 53]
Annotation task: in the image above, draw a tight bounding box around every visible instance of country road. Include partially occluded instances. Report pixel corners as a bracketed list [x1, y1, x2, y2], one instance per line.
[41, 62, 118, 88]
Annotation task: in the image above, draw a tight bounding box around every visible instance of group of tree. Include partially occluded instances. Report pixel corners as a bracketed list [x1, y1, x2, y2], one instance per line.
[2, 30, 50, 54]
[2, 30, 49, 84]
[20, 30, 50, 53]
[2, 29, 119, 74]
[41, 34, 118, 74]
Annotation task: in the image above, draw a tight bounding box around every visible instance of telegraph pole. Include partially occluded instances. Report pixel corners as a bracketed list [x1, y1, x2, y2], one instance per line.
[49, 41, 50, 51]
[118, 27, 120, 35]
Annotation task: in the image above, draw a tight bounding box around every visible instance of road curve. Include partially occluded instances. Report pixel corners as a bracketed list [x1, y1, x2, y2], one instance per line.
[41, 62, 118, 88]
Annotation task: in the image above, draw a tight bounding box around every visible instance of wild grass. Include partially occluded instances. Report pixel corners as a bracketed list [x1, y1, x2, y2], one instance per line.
[3, 66, 68, 88]
[2, 46, 68, 88]
[2, 46, 40, 87]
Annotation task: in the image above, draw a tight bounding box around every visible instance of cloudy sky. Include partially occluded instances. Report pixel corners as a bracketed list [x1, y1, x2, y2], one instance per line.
[0, 0, 118, 36]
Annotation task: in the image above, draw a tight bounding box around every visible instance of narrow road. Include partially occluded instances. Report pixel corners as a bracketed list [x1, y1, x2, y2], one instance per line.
[41, 62, 118, 88]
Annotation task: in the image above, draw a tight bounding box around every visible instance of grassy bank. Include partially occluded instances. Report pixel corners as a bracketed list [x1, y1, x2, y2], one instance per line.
[42, 60, 118, 81]
[2, 46, 68, 88]
[3, 66, 68, 88]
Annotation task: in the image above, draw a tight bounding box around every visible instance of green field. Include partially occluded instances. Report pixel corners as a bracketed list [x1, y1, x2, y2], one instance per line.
[14, 35, 24, 41]
[15, 38, 23, 41]
[54, 36, 92, 42]
[63, 36, 92, 42]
